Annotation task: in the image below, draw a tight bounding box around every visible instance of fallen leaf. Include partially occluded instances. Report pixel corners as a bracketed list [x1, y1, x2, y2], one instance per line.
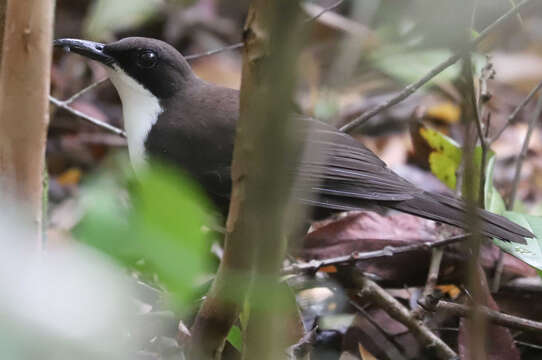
[56, 168, 82, 186]
[426, 102, 461, 124]
[436, 284, 461, 299]
[359, 343, 379, 360]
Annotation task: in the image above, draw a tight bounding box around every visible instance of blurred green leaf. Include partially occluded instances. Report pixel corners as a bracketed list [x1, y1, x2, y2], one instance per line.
[84, 0, 161, 40]
[372, 49, 458, 85]
[372, 48, 485, 86]
[314, 96, 340, 123]
[75, 163, 215, 308]
[493, 212, 542, 271]
[227, 325, 243, 352]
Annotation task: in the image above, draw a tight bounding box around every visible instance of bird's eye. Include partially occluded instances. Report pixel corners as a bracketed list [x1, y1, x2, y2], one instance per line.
[137, 50, 158, 68]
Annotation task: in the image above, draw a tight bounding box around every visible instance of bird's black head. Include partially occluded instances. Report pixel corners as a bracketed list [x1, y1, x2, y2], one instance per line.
[54, 37, 196, 99]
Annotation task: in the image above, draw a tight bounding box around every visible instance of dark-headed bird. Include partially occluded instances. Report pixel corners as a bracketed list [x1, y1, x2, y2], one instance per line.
[53, 37, 533, 244]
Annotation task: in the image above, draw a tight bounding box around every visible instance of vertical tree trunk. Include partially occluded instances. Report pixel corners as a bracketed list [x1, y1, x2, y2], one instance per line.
[238, 2, 305, 359]
[189, 1, 305, 359]
[0, 0, 6, 66]
[0, 0, 55, 247]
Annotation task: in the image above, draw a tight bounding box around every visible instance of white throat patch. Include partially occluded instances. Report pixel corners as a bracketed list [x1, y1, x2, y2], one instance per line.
[107, 65, 163, 170]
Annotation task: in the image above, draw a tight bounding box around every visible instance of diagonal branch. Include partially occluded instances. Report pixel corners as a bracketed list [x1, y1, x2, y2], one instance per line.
[491, 80, 542, 144]
[507, 94, 542, 209]
[282, 234, 469, 275]
[420, 297, 542, 334]
[354, 273, 457, 359]
[340, 0, 534, 133]
[49, 95, 126, 137]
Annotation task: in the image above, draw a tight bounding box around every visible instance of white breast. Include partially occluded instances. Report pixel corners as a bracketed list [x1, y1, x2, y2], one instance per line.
[107, 65, 163, 171]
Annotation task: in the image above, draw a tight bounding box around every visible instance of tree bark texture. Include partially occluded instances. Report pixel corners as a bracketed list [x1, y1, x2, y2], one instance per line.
[189, 1, 305, 359]
[0, 0, 55, 246]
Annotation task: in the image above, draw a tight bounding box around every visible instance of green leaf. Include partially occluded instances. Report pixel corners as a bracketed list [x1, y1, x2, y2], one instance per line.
[227, 325, 243, 352]
[420, 126, 495, 204]
[419, 127, 461, 189]
[371, 47, 486, 86]
[75, 163, 215, 309]
[493, 212, 542, 270]
[84, 0, 161, 40]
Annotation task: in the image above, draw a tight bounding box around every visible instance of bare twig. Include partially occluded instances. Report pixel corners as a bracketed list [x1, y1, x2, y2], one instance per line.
[184, 0, 345, 62]
[461, 52, 487, 360]
[282, 234, 469, 275]
[339, 0, 533, 133]
[507, 94, 542, 209]
[62, 77, 109, 105]
[491, 80, 542, 144]
[303, 0, 344, 23]
[423, 248, 445, 299]
[287, 326, 318, 359]
[469, 57, 490, 208]
[184, 42, 244, 61]
[49, 95, 126, 137]
[420, 298, 542, 334]
[434, 327, 542, 350]
[350, 301, 409, 356]
[491, 251, 506, 293]
[355, 274, 457, 359]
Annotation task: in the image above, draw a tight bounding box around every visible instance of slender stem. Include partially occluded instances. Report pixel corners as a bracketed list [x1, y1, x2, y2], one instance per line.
[185, 42, 244, 61]
[423, 248, 445, 298]
[184, 0, 344, 61]
[355, 274, 458, 359]
[350, 300, 408, 356]
[340, 0, 533, 133]
[507, 94, 542, 209]
[491, 251, 506, 293]
[420, 299, 542, 334]
[62, 77, 109, 105]
[49, 95, 126, 137]
[303, 0, 344, 23]
[282, 234, 469, 275]
[491, 80, 542, 144]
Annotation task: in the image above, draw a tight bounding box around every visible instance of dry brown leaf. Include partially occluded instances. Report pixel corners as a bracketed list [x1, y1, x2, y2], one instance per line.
[436, 284, 461, 299]
[425, 102, 461, 124]
[56, 168, 82, 186]
[359, 343, 379, 360]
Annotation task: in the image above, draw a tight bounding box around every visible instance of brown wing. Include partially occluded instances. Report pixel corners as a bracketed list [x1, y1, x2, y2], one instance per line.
[296, 118, 532, 243]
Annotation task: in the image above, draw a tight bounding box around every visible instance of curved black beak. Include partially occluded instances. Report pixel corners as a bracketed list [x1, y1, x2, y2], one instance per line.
[54, 38, 115, 68]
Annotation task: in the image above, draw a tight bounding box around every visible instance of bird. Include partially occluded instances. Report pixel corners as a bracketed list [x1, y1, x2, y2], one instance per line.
[53, 37, 533, 244]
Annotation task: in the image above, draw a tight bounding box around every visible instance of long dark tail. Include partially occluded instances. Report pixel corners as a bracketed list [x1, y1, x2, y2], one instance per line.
[391, 192, 532, 244]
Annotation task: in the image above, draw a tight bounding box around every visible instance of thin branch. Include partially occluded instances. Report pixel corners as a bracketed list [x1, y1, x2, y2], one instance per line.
[491, 250, 506, 293]
[303, 0, 344, 23]
[420, 298, 542, 334]
[355, 274, 457, 359]
[184, 0, 345, 61]
[491, 80, 542, 144]
[431, 327, 542, 350]
[62, 77, 109, 105]
[282, 234, 469, 275]
[350, 300, 409, 356]
[286, 326, 318, 359]
[423, 248, 445, 298]
[184, 42, 244, 61]
[507, 94, 542, 209]
[49, 95, 126, 137]
[339, 0, 534, 133]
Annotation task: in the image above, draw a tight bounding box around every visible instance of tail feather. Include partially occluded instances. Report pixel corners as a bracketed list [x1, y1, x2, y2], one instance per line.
[391, 192, 532, 244]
